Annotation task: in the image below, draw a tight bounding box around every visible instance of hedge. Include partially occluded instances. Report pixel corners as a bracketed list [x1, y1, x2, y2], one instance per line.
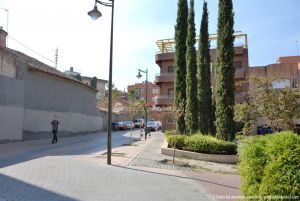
[167, 133, 237, 155]
[238, 131, 300, 199]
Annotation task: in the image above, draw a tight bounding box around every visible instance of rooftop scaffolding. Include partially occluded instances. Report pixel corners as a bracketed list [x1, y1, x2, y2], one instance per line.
[156, 32, 248, 53]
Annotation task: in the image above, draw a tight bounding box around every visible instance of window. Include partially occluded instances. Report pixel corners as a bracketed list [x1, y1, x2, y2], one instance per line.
[167, 66, 174, 73]
[233, 61, 242, 69]
[140, 97, 145, 100]
[152, 88, 159, 94]
[140, 89, 144, 94]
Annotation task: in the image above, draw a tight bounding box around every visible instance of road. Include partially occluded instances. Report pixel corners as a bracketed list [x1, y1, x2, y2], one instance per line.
[0, 130, 214, 201]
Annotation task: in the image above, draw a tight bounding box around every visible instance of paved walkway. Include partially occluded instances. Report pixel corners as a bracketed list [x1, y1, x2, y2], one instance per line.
[120, 132, 242, 201]
[0, 130, 215, 201]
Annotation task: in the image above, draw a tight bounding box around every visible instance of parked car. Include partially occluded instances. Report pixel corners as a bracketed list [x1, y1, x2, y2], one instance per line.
[117, 121, 128, 130]
[146, 121, 159, 132]
[257, 125, 273, 135]
[134, 119, 145, 128]
[124, 121, 134, 129]
[112, 122, 119, 131]
[155, 121, 162, 130]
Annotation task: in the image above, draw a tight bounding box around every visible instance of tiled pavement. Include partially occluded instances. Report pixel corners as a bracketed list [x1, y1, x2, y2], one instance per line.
[0, 130, 216, 201]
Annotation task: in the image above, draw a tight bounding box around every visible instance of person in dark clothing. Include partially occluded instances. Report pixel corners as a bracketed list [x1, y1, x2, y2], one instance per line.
[51, 115, 60, 144]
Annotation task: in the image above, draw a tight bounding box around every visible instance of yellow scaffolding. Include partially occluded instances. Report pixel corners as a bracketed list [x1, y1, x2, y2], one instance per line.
[156, 32, 248, 53]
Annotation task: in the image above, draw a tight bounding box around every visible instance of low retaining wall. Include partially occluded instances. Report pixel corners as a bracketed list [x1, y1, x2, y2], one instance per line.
[161, 140, 237, 164]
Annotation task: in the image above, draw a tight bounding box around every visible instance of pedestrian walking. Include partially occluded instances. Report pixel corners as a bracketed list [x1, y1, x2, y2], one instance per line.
[51, 115, 60, 144]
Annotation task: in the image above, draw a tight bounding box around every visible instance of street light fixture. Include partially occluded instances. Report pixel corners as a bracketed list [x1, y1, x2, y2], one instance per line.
[88, 0, 114, 165]
[137, 68, 148, 140]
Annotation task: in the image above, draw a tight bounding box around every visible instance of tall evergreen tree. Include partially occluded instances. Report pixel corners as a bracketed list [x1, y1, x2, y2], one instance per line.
[197, 1, 214, 134]
[174, 0, 188, 134]
[215, 0, 236, 141]
[185, 0, 198, 134]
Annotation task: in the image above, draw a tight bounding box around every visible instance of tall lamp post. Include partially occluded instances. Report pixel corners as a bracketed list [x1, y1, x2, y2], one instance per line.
[88, 0, 114, 165]
[137, 68, 148, 140]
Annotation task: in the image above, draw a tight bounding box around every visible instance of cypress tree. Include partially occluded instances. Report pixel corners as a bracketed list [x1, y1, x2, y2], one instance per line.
[215, 0, 236, 141]
[174, 0, 188, 134]
[185, 0, 198, 134]
[197, 1, 214, 134]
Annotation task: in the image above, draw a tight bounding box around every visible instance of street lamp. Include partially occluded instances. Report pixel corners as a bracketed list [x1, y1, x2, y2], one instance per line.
[88, 0, 114, 165]
[136, 68, 148, 140]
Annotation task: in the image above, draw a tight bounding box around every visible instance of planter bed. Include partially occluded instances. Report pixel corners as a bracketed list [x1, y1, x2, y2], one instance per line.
[161, 140, 237, 164]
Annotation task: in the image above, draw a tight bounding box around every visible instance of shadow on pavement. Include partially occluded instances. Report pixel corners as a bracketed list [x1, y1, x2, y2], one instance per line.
[0, 174, 76, 201]
[0, 130, 140, 169]
[112, 164, 240, 190]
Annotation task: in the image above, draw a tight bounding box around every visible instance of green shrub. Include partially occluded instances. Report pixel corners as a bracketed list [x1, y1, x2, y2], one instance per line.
[167, 135, 187, 150]
[238, 131, 300, 199]
[184, 134, 237, 154]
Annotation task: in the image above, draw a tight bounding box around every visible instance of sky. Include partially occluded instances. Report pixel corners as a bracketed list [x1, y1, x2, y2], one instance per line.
[0, 0, 299, 90]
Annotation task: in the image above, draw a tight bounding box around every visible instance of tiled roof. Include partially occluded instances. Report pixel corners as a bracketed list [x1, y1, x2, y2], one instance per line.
[6, 48, 97, 92]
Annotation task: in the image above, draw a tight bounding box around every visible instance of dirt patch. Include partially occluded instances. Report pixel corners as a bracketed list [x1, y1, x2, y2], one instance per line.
[159, 159, 190, 167]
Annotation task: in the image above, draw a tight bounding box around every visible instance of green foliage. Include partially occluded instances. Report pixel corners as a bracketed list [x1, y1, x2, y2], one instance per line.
[185, 134, 237, 154]
[185, 0, 198, 133]
[91, 76, 97, 88]
[234, 103, 256, 136]
[128, 87, 139, 101]
[250, 77, 300, 131]
[238, 131, 300, 198]
[215, 0, 236, 141]
[174, 0, 188, 134]
[197, 0, 214, 135]
[167, 135, 187, 150]
[166, 133, 237, 155]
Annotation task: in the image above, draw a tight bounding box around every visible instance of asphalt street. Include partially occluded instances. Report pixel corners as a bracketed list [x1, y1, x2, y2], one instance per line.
[0, 130, 214, 201]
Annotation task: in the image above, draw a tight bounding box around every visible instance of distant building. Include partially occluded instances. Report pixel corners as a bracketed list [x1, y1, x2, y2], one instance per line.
[249, 56, 300, 89]
[0, 28, 107, 143]
[64, 67, 108, 100]
[127, 82, 160, 106]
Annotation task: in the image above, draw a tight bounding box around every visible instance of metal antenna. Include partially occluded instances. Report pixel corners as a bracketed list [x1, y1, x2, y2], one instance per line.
[296, 40, 299, 56]
[55, 48, 58, 68]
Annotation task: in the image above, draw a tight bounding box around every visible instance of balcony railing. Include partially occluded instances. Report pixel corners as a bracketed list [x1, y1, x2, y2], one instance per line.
[155, 73, 174, 83]
[154, 95, 174, 106]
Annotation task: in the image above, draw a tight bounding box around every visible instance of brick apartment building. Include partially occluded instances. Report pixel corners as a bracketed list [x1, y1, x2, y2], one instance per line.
[249, 56, 300, 89]
[153, 33, 249, 130]
[127, 82, 161, 120]
[127, 82, 160, 106]
[154, 32, 249, 107]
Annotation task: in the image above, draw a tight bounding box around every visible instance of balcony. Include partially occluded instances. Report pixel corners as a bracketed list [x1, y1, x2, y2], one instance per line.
[155, 73, 174, 84]
[155, 52, 174, 64]
[235, 68, 245, 79]
[154, 95, 174, 106]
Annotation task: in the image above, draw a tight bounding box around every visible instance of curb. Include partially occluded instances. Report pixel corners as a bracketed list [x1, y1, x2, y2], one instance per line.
[161, 140, 237, 164]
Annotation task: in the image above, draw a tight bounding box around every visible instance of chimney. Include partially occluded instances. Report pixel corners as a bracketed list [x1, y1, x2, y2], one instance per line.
[0, 27, 7, 48]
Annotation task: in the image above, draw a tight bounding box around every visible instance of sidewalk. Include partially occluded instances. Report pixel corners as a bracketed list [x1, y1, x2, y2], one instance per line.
[107, 132, 242, 201]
